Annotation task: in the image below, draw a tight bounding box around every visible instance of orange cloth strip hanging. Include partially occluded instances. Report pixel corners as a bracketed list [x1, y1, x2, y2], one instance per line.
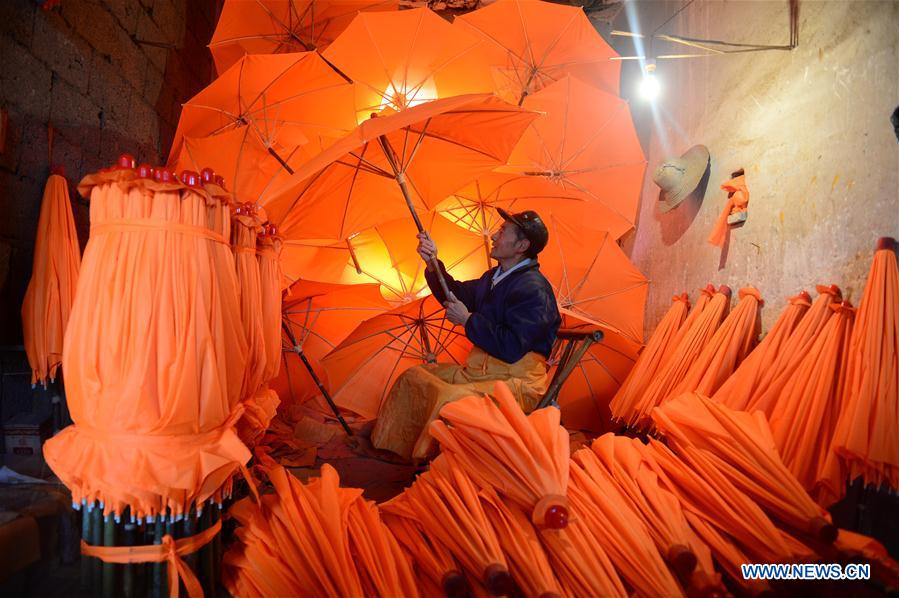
[708, 174, 749, 247]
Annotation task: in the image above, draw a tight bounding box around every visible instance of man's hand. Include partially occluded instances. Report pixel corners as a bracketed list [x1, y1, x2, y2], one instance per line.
[417, 231, 438, 266]
[444, 292, 471, 326]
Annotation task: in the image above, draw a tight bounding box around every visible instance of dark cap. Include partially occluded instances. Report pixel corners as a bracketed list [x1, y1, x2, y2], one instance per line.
[496, 208, 549, 257]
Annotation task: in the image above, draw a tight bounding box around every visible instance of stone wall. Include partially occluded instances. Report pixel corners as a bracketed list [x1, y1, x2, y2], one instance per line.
[0, 0, 221, 344]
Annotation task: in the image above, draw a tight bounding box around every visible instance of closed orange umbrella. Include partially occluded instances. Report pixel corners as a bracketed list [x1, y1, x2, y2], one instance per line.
[169, 52, 356, 165]
[610, 293, 689, 427]
[669, 286, 762, 398]
[44, 163, 250, 521]
[209, 0, 398, 74]
[429, 381, 570, 529]
[665, 284, 715, 363]
[455, 0, 621, 104]
[321, 295, 471, 420]
[498, 76, 646, 240]
[323, 7, 483, 122]
[831, 237, 899, 492]
[714, 290, 811, 410]
[257, 227, 284, 384]
[21, 172, 81, 388]
[767, 302, 854, 504]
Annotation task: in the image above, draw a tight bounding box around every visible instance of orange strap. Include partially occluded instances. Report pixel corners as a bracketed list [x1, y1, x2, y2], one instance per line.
[91, 219, 229, 245]
[81, 518, 221, 598]
[231, 246, 257, 255]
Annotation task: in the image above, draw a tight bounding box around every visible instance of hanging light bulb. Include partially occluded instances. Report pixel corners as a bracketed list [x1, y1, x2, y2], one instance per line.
[640, 59, 661, 101]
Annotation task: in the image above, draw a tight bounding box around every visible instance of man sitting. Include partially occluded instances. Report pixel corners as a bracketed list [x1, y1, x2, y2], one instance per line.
[371, 209, 561, 460]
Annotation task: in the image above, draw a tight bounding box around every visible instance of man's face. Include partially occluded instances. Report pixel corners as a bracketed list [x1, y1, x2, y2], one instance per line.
[489, 221, 530, 260]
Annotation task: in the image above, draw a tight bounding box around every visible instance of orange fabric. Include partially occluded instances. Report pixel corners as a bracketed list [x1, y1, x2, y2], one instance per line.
[498, 76, 645, 240]
[43, 172, 250, 520]
[257, 233, 284, 383]
[831, 244, 899, 491]
[537, 515, 626, 597]
[610, 293, 689, 426]
[669, 286, 762, 398]
[664, 285, 714, 363]
[455, 0, 621, 102]
[21, 173, 81, 387]
[321, 295, 472, 420]
[767, 302, 854, 505]
[82, 519, 221, 598]
[708, 174, 749, 247]
[322, 8, 483, 123]
[169, 52, 355, 165]
[714, 291, 811, 409]
[428, 381, 569, 527]
[209, 0, 399, 74]
[264, 93, 539, 240]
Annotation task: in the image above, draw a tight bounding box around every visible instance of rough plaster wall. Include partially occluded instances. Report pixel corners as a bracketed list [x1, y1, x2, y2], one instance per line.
[0, 0, 221, 344]
[621, 0, 898, 337]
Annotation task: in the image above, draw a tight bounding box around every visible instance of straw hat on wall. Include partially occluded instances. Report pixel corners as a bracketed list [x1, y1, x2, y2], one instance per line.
[652, 145, 710, 212]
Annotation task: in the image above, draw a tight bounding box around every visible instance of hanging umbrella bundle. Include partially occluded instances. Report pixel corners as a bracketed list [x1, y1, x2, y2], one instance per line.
[429, 382, 571, 530]
[256, 225, 285, 383]
[569, 448, 686, 596]
[713, 290, 812, 410]
[44, 159, 250, 522]
[831, 237, 899, 492]
[652, 393, 838, 543]
[21, 172, 82, 388]
[767, 301, 855, 504]
[610, 293, 690, 426]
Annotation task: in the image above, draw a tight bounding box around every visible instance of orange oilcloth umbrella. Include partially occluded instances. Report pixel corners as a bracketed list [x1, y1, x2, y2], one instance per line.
[323, 8, 483, 123]
[741, 284, 842, 415]
[630, 285, 731, 429]
[669, 286, 762, 398]
[429, 381, 570, 529]
[454, 0, 621, 104]
[569, 450, 686, 597]
[264, 93, 538, 250]
[320, 295, 471, 420]
[610, 293, 689, 427]
[209, 0, 398, 74]
[498, 76, 646, 240]
[223, 462, 365, 597]
[44, 166, 250, 520]
[767, 302, 855, 504]
[21, 173, 81, 387]
[831, 237, 899, 491]
[257, 229, 285, 383]
[664, 284, 714, 363]
[652, 393, 837, 543]
[169, 52, 355, 164]
[713, 290, 811, 410]
[552, 310, 640, 435]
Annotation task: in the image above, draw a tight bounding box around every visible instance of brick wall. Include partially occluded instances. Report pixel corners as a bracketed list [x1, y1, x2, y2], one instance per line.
[0, 0, 222, 344]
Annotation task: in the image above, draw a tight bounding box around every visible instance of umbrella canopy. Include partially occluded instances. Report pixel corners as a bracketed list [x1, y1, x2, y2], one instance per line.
[454, 0, 621, 104]
[169, 52, 356, 165]
[257, 229, 285, 383]
[323, 7, 483, 123]
[767, 302, 855, 504]
[21, 173, 81, 387]
[264, 93, 539, 242]
[320, 295, 471, 419]
[610, 293, 690, 427]
[429, 381, 570, 529]
[713, 290, 811, 409]
[498, 76, 646, 240]
[831, 237, 899, 492]
[209, 0, 399, 74]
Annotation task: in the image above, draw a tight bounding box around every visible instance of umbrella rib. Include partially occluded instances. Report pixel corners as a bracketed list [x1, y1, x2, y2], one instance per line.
[559, 103, 630, 169]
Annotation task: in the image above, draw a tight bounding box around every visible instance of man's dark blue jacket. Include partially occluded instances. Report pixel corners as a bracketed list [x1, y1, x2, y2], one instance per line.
[425, 259, 561, 364]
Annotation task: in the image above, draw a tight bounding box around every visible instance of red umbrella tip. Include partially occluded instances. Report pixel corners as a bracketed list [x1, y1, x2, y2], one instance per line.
[483, 564, 515, 596]
[797, 290, 812, 303]
[667, 544, 698, 577]
[717, 285, 732, 298]
[200, 167, 216, 184]
[876, 237, 897, 251]
[214, 174, 226, 189]
[810, 517, 838, 544]
[703, 283, 716, 295]
[815, 284, 842, 300]
[153, 167, 174, 183]
[50, 164, 66, 177]
[179, 170, 201, 187]
[116, 154, 136, 170]
[441, 571, 469, 598]
[136, 163, 154, 179]
[532, 495, 570, 529]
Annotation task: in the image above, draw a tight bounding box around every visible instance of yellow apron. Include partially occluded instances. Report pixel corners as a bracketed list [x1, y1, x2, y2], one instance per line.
[371, 347, 548, 460]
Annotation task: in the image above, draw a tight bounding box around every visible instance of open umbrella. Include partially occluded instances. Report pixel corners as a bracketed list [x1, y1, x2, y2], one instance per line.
[610, 293, 690, 427]
[21, 172, 81, 387]
[322, 7, 483, 122]
[767, 301, 855, 503]
[831, 237, 899, 492]
[498, 75, 646, 240]
[454, 0, 621, 104]
[713, 290, 811, 410]
[209, 0, 398, 74]
[169, 52, 356, 167]
[320, 295, 471, 420]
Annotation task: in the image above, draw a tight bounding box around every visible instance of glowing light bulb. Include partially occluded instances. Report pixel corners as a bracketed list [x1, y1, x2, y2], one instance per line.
[640, 60, 661, 101]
